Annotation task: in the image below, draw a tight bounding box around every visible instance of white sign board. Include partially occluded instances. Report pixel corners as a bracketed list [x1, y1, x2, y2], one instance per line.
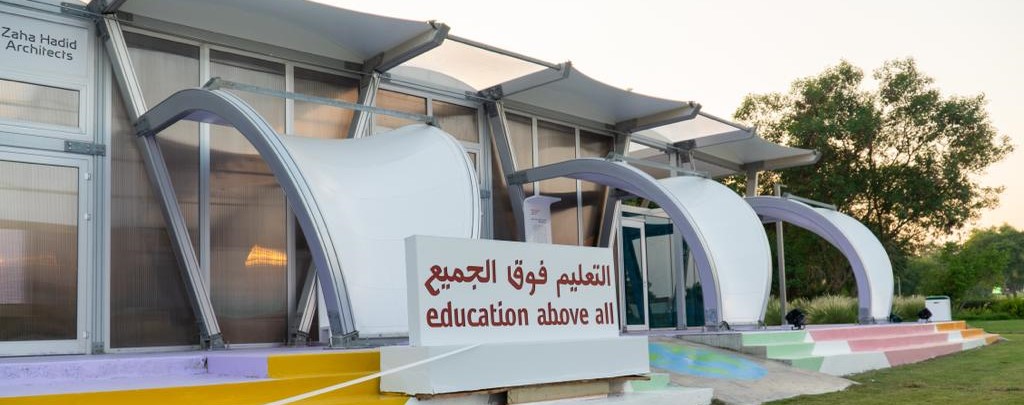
[405, 235, 618, 346]
[523, 195, 559, 244]
[1, 11, 89, 78]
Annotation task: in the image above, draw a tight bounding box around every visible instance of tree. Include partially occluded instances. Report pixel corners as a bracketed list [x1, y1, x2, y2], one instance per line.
[918, 236, 1007, 305]
[734, 59, 1012, 299]
[957, 225, 1024, 295]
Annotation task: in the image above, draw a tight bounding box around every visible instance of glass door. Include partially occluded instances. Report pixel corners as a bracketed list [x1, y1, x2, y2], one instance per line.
[620, 218, 648, 331]
[0, 150, 91, 355]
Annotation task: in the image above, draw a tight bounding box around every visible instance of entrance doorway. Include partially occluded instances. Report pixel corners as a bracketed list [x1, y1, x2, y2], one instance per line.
[0, 150, 92, 355]
[618, 206, 704, 331]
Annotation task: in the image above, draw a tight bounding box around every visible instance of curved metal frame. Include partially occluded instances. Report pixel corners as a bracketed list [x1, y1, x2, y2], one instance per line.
[511, 158, 727, 327]
[746, 196, 893, 323]
[137, 88, 357, 340]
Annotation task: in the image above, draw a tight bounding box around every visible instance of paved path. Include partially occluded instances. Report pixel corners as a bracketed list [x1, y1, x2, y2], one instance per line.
[649, 336, 853, 404]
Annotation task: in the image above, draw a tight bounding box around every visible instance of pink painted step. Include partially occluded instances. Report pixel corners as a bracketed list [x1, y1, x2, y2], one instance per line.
[883, 340, 964, 367]
[809, 323, 939, 341]
[846, 332, 951, 352]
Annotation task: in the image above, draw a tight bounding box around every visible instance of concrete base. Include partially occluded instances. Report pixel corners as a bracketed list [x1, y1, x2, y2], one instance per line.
[380, 337, 649, 395]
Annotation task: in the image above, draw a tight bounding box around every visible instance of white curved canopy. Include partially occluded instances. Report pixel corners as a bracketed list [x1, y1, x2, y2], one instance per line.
[746, 196, 894, 323]
[280, 125, 480, 336]
[514, 158, 772, 327]
[660, 176, 773, 326]
[139, 88, 479, 339]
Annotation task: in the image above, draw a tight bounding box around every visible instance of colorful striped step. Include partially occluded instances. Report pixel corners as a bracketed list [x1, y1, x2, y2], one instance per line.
[0, 349, 407, 405]
[736, 321, 1000, 376]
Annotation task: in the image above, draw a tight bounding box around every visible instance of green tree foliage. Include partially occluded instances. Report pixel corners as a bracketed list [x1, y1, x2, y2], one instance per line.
[948, 225, 1024, 295]
[917, 233, 1008, 305]
[734, 59, 1012, 299]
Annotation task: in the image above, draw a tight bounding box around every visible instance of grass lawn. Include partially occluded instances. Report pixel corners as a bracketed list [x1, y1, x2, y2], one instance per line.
[767, 320, 1023, 404]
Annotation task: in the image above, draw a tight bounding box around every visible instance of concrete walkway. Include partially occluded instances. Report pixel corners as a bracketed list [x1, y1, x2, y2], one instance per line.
[649, 337, 853, 404]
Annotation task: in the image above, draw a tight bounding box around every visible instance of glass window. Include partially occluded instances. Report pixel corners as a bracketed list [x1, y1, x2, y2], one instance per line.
[645, 217, 678, 328]
[579, 130, 613, 246]
[0, 160, 78, 341]
[374, 89, 425, 132]
[293, 67, 359, 138]
[537, 120, 578, 245]
[432, 100, 478, 143]
[0, 79, 79, 128]
[110, 33, 201, 348]
[210, 50, 288, 344]
[506, 113, 534, 195]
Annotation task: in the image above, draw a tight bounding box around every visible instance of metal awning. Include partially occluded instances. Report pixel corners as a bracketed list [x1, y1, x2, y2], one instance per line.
[630, 113, 820, 178]
[119, 0, 444, 70]
[484, 65, 700, 132]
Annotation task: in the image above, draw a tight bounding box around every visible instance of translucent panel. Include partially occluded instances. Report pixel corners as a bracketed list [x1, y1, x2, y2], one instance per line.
[621, 226, 645, 327]
[127, 32, 200, 253]
[374, 89, 425, 132]
[506, 112, 533, 195]
[537, 120, 578, 245]
[110, 34, 201, 348]
[211, 50, 286, 132]
[293, 67, 359, 139]
[579, 130, 612, 246]
[466, 151, 478, 174]
[645, 217, 677, 329]
[400, 39, 548, 90]
[0, 160, 77, 341]
[432, 100, 479, 143]
[683, 248, 704, 327]
[490, 141, 517, 241]
[210, 50, 288, 344]
[0, 79, 78, 128]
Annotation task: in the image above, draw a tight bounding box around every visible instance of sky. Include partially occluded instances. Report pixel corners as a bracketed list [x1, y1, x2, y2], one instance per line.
[324, 0, 1024, 233]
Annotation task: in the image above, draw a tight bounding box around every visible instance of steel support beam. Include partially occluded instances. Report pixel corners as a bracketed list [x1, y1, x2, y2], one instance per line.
[614, 102, 701, 133]
[773, 184, 788, 327]
[485, 101, 527, 241]
[96, 16, 224, 348]
[596, 133, 630, 248]
[481, 63, 572, 100]
[363, 22, 450, 73]
[290, 263, 319, 344]
[745, 166, 759, 197]
[348, 72, 381, 139]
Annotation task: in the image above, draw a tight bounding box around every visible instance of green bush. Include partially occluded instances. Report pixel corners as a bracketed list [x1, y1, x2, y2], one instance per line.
[804, 295, 859, 324]
[953, 296, 1024, 320]
[956, 307, 1013, 321]
[892, 295, 926, 320]
[765, 297, 782, 326]
[992, 297, 1024, 318]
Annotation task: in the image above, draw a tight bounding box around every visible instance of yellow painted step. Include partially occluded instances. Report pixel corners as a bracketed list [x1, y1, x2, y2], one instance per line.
[984, 334, 1001, 345]
[960, 328, 985, 339]
[935, 320, 966, 332]
[269, 349, 381, 378]
[0, 372, 404, 405]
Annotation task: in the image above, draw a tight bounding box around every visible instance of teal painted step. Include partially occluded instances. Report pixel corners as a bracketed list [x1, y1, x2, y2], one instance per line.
[783, 356, 825, 372]
[756, 342, 816, 359]
[629, 373, 671, 392]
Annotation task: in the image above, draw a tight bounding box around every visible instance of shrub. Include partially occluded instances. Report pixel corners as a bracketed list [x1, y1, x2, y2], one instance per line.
[765, 297, 782, 326]
[956, 307, 1013, 321]
[992, 297, 1024, 318]
[804, 295, 858, 324]
[892, 295, 926, 320]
